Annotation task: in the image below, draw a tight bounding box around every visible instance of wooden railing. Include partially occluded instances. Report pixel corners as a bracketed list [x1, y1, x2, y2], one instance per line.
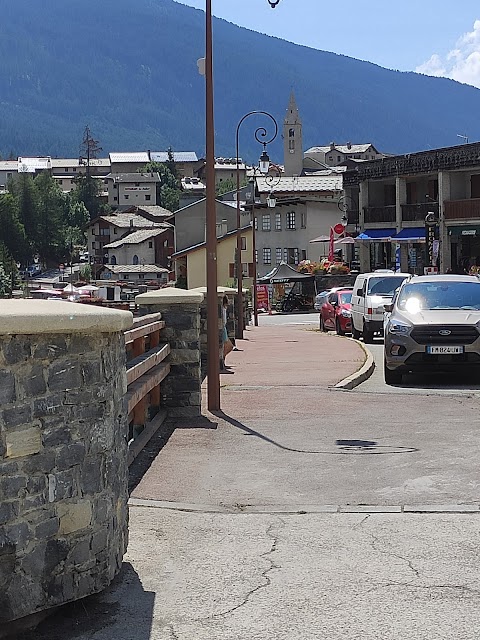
[444, 198, 480, 219]
[124, 312, 171, 465]
[364, 205, 396, 223]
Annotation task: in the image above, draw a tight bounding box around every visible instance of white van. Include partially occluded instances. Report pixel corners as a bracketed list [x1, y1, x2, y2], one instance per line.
[351, 270, 410, 343]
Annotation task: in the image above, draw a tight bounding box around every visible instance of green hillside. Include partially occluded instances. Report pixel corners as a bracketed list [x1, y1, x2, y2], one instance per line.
[1, 0, 480, 160]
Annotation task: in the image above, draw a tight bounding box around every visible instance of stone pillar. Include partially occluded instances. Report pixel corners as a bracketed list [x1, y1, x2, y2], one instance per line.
[0, 300, 132, 629]
[358, 180, 370, 271]
[136, 289, 203, 418]
[396, 177, 408, 271]
[438, 171, 451, 272]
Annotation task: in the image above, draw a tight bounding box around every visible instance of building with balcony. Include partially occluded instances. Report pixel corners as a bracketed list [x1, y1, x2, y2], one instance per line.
[344, 142, 480, 274]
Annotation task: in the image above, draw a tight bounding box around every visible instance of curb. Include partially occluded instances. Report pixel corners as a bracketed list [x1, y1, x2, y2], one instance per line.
[128, 498, 480, 515]
[333, 340, 375, 390]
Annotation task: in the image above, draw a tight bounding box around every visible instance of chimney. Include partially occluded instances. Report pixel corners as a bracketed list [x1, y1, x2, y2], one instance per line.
[330, 142, 335, 151]
[347, 142, 352, 150]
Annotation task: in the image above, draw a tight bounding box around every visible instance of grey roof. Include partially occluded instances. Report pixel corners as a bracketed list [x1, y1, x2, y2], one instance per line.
[305, 144, 376, 155]
[99, 213, 165, 228]
[135, 205, 173, 217]
[104, 172, 160, 183]
[105, 264, 168, 274]
[255, 175, 343, 194]
[109, 152, 150, 164]
[104, 228, 169, 249]
[50, 158, 110, 168]
[0, 161, 18, 171]
[150, 151, 198, 163]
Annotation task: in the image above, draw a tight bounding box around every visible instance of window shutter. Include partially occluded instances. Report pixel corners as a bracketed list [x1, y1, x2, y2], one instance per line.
[248, 262, 254, 277]
[229, 263, 235, 278]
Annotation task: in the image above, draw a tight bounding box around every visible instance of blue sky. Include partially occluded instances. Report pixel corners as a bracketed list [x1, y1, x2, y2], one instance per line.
[174, 0, 480, 87]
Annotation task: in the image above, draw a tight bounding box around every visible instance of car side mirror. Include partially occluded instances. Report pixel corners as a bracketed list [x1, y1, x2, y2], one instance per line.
[384, 303, 393, 312]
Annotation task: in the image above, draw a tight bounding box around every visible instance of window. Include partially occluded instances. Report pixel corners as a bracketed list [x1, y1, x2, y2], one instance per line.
[58, 179, 63, 185]
[289, 128, 295, 138]
[149, 241, 153, 248]
[289, 139, 295, 151]
[241, 236, 246, 251]
[275, 213, 282, 231]
[114, 196, 117, 201]
[111, 255, 117, 265]
[301, 250, 307, 261]
[65, 168, 68, 172]
[6, 173, 11, 179]
[263, 248, 271, 264]
[337, 156, 341, 162]
[328, 156, 333, 161]
[254, 250, 258, 264]
[275, 248, 282, 264]
[241, 263, 249, 276]
[283, 248, 288, 263]
[286, 211, 296, 230]
[92, 229, 95, 236]
[138, 273, 145, 279]
[254, 217, 258, 230]
[287, 248, 299, 265]
[262, 214, 271, 231]
[145, 195, 151, 201]
[123, 274, 129, 279]
[124, 194, 129, 200]
[300, 212, 306, 229]
[91, 242, 95, 249]
[114, 228, 117, 234]
[133, 255, 139, 265]
[135, 182, 139, 187]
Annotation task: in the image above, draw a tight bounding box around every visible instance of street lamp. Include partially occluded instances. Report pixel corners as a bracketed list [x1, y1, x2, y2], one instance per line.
[235, 111, 278, 339]
[204, 0, 281, 411]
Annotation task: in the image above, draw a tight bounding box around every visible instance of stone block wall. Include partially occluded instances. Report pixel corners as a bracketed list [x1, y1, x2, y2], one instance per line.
[0, 300, 132, 627]
[136, 289, 203, 417]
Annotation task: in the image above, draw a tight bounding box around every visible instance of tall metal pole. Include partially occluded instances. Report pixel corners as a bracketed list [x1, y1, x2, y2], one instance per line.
[252, 186, 258, 326]
[205, 0, 220, 410]
[235, 111, 278, 339]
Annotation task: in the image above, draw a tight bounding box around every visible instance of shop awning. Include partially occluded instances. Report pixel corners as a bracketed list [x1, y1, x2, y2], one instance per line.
[391, 227, 425, 242]
[356, 228, 395, 241]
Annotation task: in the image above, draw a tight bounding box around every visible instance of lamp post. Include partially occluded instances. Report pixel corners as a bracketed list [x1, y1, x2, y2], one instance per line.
[204, 0, 281, 411]
[235, 111, 278, 339]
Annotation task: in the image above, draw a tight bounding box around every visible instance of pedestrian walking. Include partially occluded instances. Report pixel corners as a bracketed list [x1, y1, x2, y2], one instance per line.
[222, 295, 233, 364]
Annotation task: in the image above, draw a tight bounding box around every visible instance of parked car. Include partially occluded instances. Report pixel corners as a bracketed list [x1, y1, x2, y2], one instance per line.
[314, 290, 331, 311]
[384, 274, 480, 384]
[351, 270, 410, 343]
[22, 264, 42, 279]
[319, 288, 353, 335]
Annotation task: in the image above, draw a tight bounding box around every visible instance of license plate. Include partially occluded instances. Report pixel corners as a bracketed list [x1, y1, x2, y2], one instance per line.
[426, 345, 464, 354]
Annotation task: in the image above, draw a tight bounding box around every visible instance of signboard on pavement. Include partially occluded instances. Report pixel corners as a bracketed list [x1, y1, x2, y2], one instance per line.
[256, 284, 269, 310]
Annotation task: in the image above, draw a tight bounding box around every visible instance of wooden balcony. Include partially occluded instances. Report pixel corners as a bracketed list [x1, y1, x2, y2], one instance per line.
[444, 198, 480, 220]
[402, 202, 438, 222]
[364, 205, 396, 223]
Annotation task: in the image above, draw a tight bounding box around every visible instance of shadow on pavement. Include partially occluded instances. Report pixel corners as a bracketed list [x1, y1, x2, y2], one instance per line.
[216, 412, 418, 456]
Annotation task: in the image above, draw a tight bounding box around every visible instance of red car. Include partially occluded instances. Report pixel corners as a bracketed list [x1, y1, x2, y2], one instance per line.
[319, 288, 353, 335]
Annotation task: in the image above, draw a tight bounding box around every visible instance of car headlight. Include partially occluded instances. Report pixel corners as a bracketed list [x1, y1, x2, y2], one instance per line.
[388, 320, 411, 335]
[340, 309, 351, 318]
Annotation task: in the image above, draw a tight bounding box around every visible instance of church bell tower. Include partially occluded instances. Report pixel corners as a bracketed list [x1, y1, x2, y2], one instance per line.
[283, 92, 303, 177]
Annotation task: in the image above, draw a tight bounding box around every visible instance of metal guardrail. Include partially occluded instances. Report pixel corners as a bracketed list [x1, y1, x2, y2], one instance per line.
[124, 312, 171, 465]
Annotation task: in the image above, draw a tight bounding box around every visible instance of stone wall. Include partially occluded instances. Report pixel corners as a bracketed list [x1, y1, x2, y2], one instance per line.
[0, 300, 132, 628]
[136, 289, 203, 417]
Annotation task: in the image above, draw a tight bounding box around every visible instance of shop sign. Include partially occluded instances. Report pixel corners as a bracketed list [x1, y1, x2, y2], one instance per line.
[256, 284, 269, 310]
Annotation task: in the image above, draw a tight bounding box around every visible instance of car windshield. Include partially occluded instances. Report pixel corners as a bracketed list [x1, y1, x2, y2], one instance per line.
[339, 292, 352, 304]
[367, 276, 408, 296]
[397, 281, 480, 311]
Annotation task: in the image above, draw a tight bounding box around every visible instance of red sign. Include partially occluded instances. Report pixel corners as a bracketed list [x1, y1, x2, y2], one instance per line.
[256, 285, 269, 310]
[333, 223, 345, 234]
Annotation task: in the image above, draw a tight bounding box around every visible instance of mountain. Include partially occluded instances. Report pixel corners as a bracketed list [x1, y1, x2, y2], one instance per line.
[1, 0, 480, 161]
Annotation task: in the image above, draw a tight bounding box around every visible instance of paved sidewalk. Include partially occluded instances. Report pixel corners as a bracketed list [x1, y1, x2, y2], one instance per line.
[21, 324, 480, 640]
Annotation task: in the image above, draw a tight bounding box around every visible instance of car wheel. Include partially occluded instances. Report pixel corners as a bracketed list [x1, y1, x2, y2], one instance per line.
[363, 322, 374, 344]
[352, 325, 361, 340]
[384, 360, 402, 385]
[320, 316, 327, 332]
[335, 318, 345, 336]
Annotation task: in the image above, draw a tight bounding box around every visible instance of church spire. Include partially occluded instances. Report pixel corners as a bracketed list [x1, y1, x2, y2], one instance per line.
[283, 92, 303, 177]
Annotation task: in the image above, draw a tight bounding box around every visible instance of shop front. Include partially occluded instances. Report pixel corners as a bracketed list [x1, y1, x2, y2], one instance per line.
[356, 228, 396, 271]
[447, 225, 480, 274]
[391, 227, 426, 275]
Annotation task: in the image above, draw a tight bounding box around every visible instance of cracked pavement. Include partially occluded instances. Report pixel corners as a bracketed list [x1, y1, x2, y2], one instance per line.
[22, 322, 480, 639]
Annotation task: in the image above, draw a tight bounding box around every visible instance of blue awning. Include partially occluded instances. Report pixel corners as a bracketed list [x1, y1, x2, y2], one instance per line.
[356, 228, 395, 241]
[391, 227, 425, 242]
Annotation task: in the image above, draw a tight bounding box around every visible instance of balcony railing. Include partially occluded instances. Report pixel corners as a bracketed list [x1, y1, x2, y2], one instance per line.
[444, 198, 480, 220]
[401, 202, 438, 222]
[124, 312, 170, 465]
[364, 205, 396, 224]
